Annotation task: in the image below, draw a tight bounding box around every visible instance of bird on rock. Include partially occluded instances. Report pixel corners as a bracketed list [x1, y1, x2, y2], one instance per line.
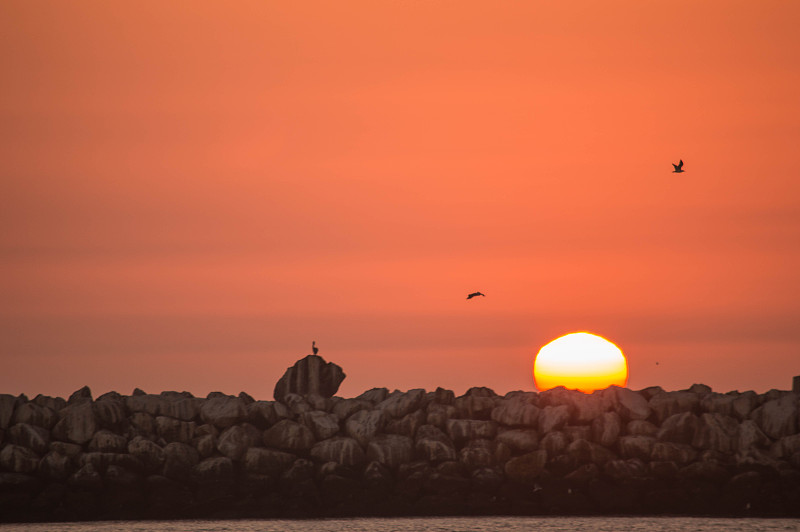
[312, 341, 318, 355]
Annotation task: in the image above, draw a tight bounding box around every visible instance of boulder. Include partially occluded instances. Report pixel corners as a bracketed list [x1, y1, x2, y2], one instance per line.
[610, 387, 651, 421]
[563, 424, 592, 442]
[263, 419, 316, 452]
[731, 391, 759, 420]
[49, 441, 82, 458]
[0, 394, 17, 429]
[217, 424, 261, 460]
[69, 463, 103, 490]
[7, 423, 50, 454]
[199, 397, 247, 429]
[496, 429, 539, 452]
[363, 460, 393, 492]
[428, 387, 456, 405]
[345, 409, 385, 447]
[538, 405, 570, 433]
[128, 437, 165, 472]
[377, 389, 426, 419]
[459, 439, 494, 471]
[155, 416, 196, 444]
[282, 393, 312, 415]
[591, 412, 621, 446]
[567, 438, 616, 466]
[0, 444, 40, 473]
[51, 402, 98, 445]
[738, 419, 770, 452]
[619, 435, 655, 461]
[88, 430, 128, 453]
[491, 399, 540, 427]
[426, 403, 456, 429]
[692, 413, 739, 453]
[303, 410, 340, 440]
[93, 400, 126, 430]
[162, 442, 200, 481]
[67, 386, 92, 405]
[126, 394, 163, 416]
[504, 450, 547, 483]
[193, 456, 234, 483]
[701, 393, 736, 416]
[626, 419, 658, 437]
[750, 395, 798, 439]
[358, 387, 389, 404]
[649, 391, 700, 423]
[657, 412, 700, 444]
[38, 451, 73, 480]
[248, 400, 289, 427]
[105, 464, 142, 488]
[367, 434, 414, 469]
[195, 434, 217, 458]
[446, 419, 497, 444]
[160, 397, 200, 421]
[540, 431, 569, 456]
[11, 403, 56, 429]
[129, 412, 155, 435]
[415, 424, 457, 463]
[538, 387, 607, 422]
[454, 390, 496, 420]
[243, 447, 296, 475]
[310, 437, 367, 467]
[385, 409, 426, 438]
[331, 398, 370, 421]
[771, 433, 800, 459]
[273, 354, 346, 401]
[651, 442, 697, 465]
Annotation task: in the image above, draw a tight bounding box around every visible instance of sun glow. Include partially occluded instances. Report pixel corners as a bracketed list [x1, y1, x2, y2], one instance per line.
[533, 332, 628, 393]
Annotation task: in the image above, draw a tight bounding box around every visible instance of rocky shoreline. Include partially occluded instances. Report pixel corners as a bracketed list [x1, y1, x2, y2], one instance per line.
[2, 358, 800, 522]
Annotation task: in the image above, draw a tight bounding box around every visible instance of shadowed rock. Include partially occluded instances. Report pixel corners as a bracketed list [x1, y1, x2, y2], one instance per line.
[273, 355, 346, 402]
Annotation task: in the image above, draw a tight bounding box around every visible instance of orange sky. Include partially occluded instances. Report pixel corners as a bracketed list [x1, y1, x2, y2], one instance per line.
[2, 1, 799, 400]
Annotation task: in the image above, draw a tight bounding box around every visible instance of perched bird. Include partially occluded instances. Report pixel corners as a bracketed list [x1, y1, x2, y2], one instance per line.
[312, 341, 318, 355]
[672, 159, 685, 173]
[466, 292, 485, 300]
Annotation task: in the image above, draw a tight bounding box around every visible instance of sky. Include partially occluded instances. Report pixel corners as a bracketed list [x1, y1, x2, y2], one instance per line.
[2, 1, 799, 401]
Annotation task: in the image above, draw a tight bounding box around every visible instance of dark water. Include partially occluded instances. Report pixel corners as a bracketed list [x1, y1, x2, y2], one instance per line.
[2, 517, 800, 532]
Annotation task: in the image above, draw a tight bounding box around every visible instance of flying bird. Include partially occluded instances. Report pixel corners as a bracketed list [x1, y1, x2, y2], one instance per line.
[312, 341, 318, 355]
[466, 292, 485, 300]
[672, 159, 685, 173]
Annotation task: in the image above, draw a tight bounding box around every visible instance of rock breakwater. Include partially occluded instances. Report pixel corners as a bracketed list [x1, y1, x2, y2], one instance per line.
[2, 380, 800, 521]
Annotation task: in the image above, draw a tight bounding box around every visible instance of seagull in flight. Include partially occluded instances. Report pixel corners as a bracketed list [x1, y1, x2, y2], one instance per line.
[466, 292, 485, 300]
[672, 159, 685, 173]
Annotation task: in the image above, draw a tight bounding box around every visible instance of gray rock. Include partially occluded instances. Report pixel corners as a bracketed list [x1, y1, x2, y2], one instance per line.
[701, 393, 736, 416]
[426, 403, 456, 429]
[67, 386, 92, 405]
[538, 387, 607, 423]
[248, 400, 289, 427]
[750, 395, 798, 439]
[496, 429, 539, 452]
[504, 450, 547, 483]
[52, 402, 98, 445]
[657, 412, 700, 444]
[692, 413, 739, 453]
[217, 423, 261, 460]
[567, 438, 616, 466]
[200, 396, 248, 429]
[649, 391, 700, 423]
[128, 437, 165, 472]
[738, 419, 770, 452]
[193, 456, 234, 482]
[377, 389, 426, 419]
[626, 419, 658, 437]
[126, 394, 162, 416]
[264, 419, 315, 452]
[538, 405, 570, 433]
[428, 387, 456, 405]
[38, 451, 73, 480]
[651, 441, 697, 465]
[415, 424, 457, 462]
[160, 397, 200, 421]
[610, 387, 651, 421]
[345, 409, 385, 447]
[454, 391, 496, 420]
[771, 433, 800, 459]
[732, 391, 759, 420]
[0, 394, 17, 429]
[88, 430, 128, 453]
[687, 383, 712, 395]
[93, 400, 126, 430]
[273, 354, 346, 401]
[331, 398, 370, 421]
[539, 431, 569, 456]
[367, 434, 414, 469]
[385, 409, 426, 439]
[162, 442, 199, 480]
[195, 434, 217, 458]
[358, 388, 389, 404]
[49, 441, 82, 458]
[491, 398, 540, 427]
[446, 419, 497, 444]
[0, 444, 39, 473]
[7, 423, 50, 454]
[155, 416, 196, 444]
[591, 411, 621, 446]
[303, 410, 340, 440]
[619, 435, 655, 460]
[11, 403, 56, 429]
[243, 447, 296, 475]
[310, 437, 367, 467]
[282, 393, 313, 415]
[459, 439, 495, 471]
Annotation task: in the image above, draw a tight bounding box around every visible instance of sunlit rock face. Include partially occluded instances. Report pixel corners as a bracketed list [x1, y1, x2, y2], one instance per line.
[2, 368, 800, 521]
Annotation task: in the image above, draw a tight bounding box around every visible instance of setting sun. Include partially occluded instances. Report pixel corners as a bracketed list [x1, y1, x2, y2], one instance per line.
[533, 332, 628, 393]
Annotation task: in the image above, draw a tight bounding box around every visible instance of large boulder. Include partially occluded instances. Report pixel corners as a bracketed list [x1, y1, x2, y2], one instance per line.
[538, 405, 570, 433]
[610, 387, 651, 421]
[491, 398, 540, 427]
[692, 413, 739, 453]
[217, 424, 262, 460]
[496, 429, 539, 452]
[459, 439, 495, 471]
[377, 389, 426, 419]
[155, 416, 196, 444]
[303, 411, 340, 440]
[345, 409, 385, 447]
[0, 444, 39, 473]
[750, 395, 798, 439]
[51, 402, 98, 445]
[243, 447, 296, 475]
[128, 437, 165, 472]
[263, 419, 315, 452]
[0, 394, 16, 429]
[162, 442, 200, 480]
[591, 411, 622, 446]
[446, 419, 497, 444]
[7, 423, 50, 454]
[199, 397, 247, 429]
[366, 434, 414, 469]
[657, 412, 700, 444]
[273, 355, 346, 401]
[649, 391, 700, 423]
[11, 403, 56, 429]
[504, 450, 547, 484]
[310, 437, 366, 467]
[619, 435, 655, 461]
[415, 424, 457, 462]
[88, 430, 128, 453]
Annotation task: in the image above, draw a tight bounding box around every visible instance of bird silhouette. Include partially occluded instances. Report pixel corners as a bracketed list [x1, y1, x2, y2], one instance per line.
[312, 341, 318, 355]
[672, 159, 685, 173]
[466, 292, 485, 300]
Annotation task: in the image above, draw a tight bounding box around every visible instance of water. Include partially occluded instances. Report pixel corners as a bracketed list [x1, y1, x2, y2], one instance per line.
[1, 517, 800, 532]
